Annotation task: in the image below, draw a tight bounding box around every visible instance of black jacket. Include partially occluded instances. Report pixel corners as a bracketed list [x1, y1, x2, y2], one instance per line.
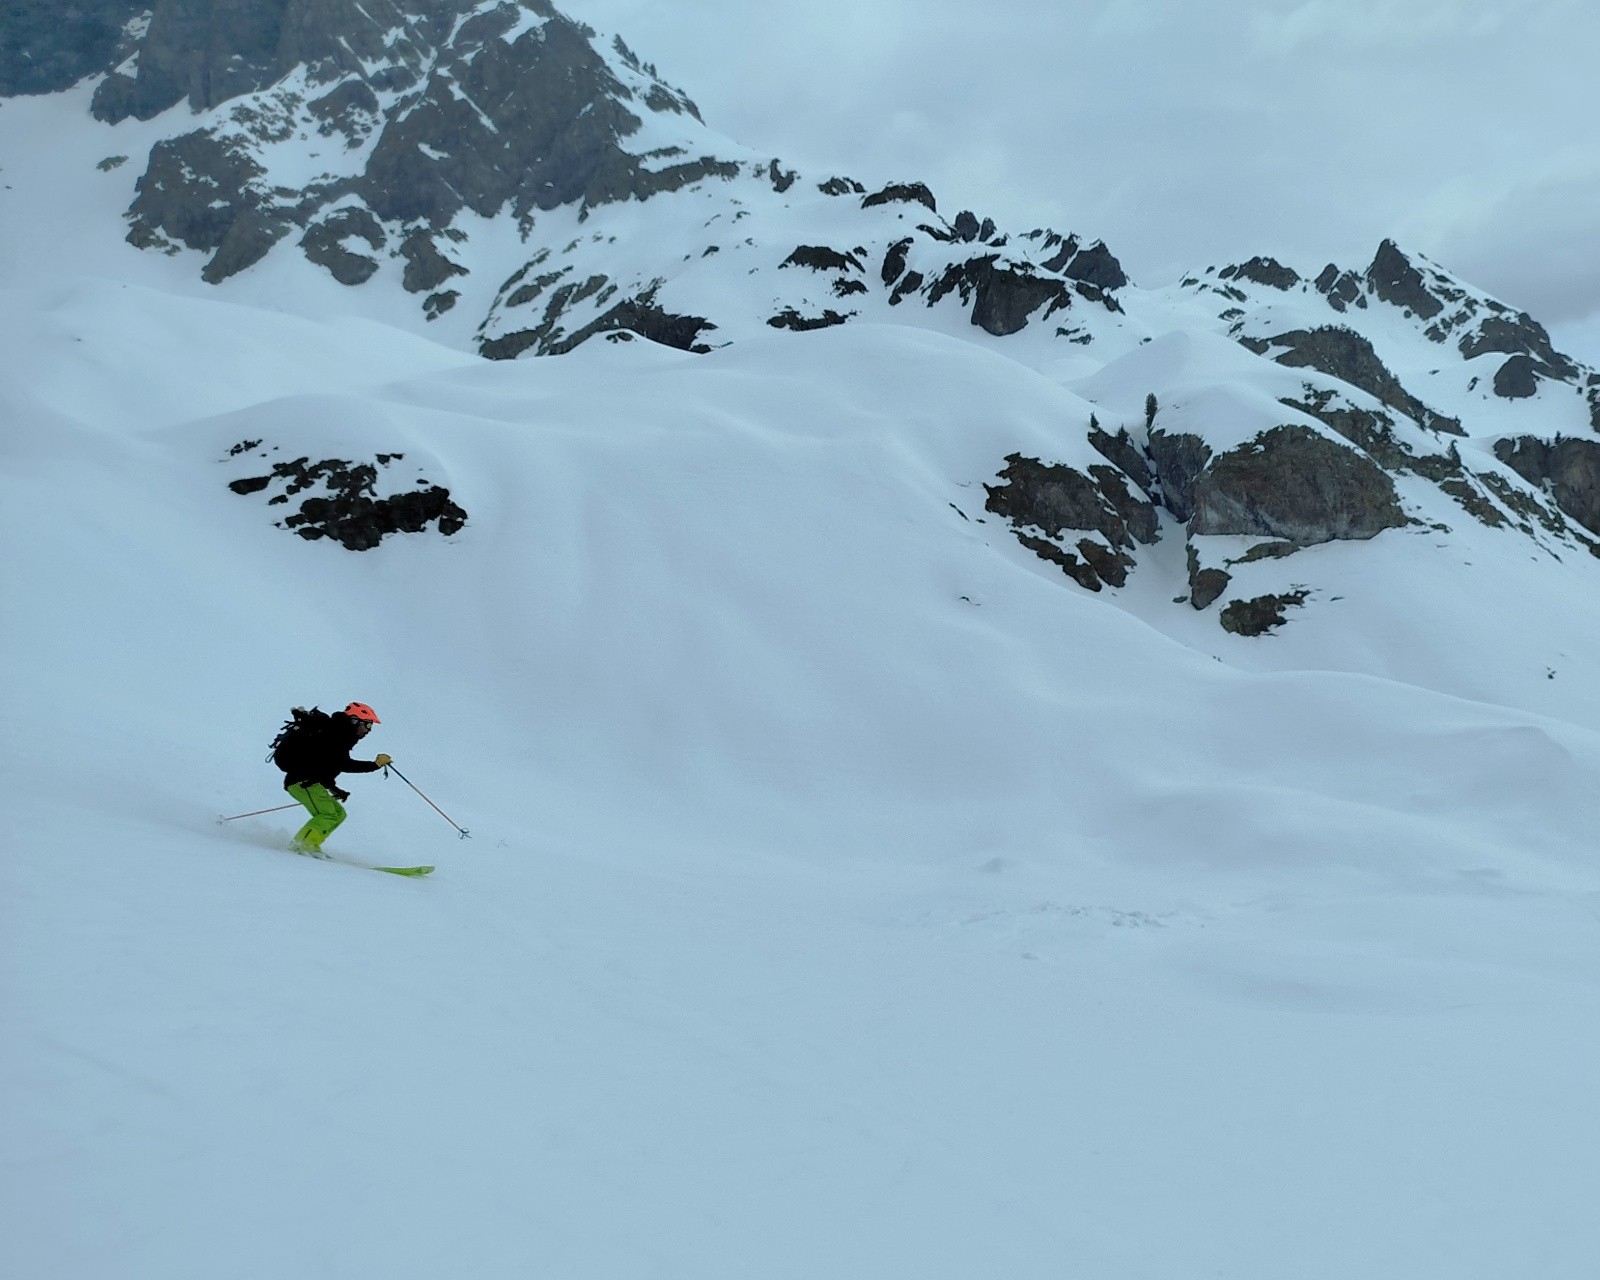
[281, 715, 382, 793]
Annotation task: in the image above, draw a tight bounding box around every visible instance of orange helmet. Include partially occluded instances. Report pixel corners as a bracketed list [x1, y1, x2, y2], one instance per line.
[343, 702, 381, 724]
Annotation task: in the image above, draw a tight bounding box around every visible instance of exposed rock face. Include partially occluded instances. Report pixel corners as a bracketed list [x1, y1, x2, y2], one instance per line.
[93, 0, 474, 123]
[0, 0, 146, 96]
[1493, 355, 1540, 399]
[927, 257, 1073, 337]
[861, 181, 937, 213]
[781, 246, 865, 274]
[110, 0, 735, 288]
[1190, 425, 1408, 543]
[1146, 431, 1213, 523]
[1186, 546, 1230, 610]
[1242, 326, 1462, 435]
[226, 443, 468, 550]
[1221, 591, 1309, 636]
[1220, 257, 1300, 291]
[1314, 264, 1367, 312]
[983, 453, 1159, 591]
[1494, 437, 1600, 536]
[481, 279, 715, 358]
[767, 308, 852, 332]
[300, 207, 386, 285]
[1367, 238, 1444, 319]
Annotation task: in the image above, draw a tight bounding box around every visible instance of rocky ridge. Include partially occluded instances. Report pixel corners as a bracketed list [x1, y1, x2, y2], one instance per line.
[6, 0, 1600, 622]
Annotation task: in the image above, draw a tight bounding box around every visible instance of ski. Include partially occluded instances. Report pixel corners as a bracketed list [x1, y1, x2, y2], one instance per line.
[290, 848, 435, 877]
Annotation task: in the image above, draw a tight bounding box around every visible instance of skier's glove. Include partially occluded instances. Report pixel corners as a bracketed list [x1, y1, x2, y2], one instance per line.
[332, 786, 350, 801]
[375, 754, 393, 767]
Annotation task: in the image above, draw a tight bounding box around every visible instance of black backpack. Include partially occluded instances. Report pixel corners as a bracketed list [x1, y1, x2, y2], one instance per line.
[268, 706, 335, 776]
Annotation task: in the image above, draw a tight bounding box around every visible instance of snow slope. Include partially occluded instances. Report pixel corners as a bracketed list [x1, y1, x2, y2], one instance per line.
[6, 275, 1600, 1278]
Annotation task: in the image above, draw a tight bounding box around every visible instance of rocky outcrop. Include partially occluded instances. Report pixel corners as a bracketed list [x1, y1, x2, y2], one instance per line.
[1220, 591, 1309, 636]
[927, 257, 1073, 337]
[1146, 431, 1212, 523]
[984, 453, 1159, 591]
[1220, 257, 1300, 291]
[1242, 325, 1462, 435]
[107, 1, 742, 285]
[767, 308, 852, 333]
[1493, 437, 1600, 536]
[1, 0, 145, 96]
[92, 0, 473, 123]
[481, 282, 715, 357]
[861, 181, 937, 213]
[1314, 264, 1367, 312]
[1190, 425, 1408, 543]
[300, 207, 386, 285]
[227, 443, 468, 550]
[1366, 239, 1444, 320]
[781, 246, 865, 273]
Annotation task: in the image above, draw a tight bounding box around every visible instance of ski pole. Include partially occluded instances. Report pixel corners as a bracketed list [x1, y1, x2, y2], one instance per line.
[385, 764, 471, 839]
[219, 802, 302, 821]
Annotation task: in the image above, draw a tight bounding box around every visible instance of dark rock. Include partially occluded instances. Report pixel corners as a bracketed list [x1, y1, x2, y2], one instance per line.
[767, 308, 851, 332]
[1243, 325, 1462, 435]
[1283, 388, 1417, 472]
[399, 231, 468, 294]
[1220, 256, 1300, 291]
[819, 176, 865, 196]
[1437, 477, 1508, 528]
[229, 450, 468, 551]
[92, 0, 475, 123]
[1367, 239, 1444, 319]
[1146, 431, 1213, 522]
[1220, 591, 1309, 636]
[1088, 464, 1160, 546]
[1313, 263, 1366, 312]
[307, 78, 382, 146]
[482, 280, 714, 358]
[300, 206, 385, 285]
[766, 159, 798, 193]
[982, 453, 1158, 590]
[881, 237, 913, 287]
[888, 270, 925, 306]
[1191, 425, 1408, 543]
[1493, 355, 1541, 399]
[1015, 533, 1102, 591]
[126, 129, 269, 253]
[1088, 425, 1154, 495]
[549, 288, 712, 355]
[424, 290, 459, 320]
[202, 205, 293, 283]
[1460, 314, 1579, 382]
[1059, 240, 1128, 292]
[1494, 436, 1600, 535]
[861, 181, 938, 213]
[832, 279, 868, 298]
[927, 257, 1072, 337]
[1186, 545, 1230, 610]
[1, 0, 145, 96]
[953, 211, 981, 243]
[780, 246, 863, 273]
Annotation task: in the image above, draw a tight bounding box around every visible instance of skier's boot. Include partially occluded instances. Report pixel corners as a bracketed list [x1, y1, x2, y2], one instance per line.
[291, 831, 331, 859]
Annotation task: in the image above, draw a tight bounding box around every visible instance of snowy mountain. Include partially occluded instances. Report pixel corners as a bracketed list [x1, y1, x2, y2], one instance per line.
[6, 3, 1600, 1277]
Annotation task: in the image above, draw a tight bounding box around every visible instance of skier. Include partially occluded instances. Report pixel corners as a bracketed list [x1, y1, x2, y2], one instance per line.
[274, 702, 392, 857]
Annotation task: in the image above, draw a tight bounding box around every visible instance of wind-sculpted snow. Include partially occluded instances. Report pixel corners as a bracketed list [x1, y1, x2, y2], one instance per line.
[8, 290, 1600, 1277]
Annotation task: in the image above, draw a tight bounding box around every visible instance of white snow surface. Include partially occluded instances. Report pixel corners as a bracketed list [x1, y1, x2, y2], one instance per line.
[4, 36, 1600, 1280]
[5, 275, 1600, 1279]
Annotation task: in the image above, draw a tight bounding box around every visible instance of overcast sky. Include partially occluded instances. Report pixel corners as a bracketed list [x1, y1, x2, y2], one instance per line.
[560, 0, 1600, 363]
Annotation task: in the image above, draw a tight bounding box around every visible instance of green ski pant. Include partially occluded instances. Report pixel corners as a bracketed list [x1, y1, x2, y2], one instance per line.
[286, 782, 346, 851]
